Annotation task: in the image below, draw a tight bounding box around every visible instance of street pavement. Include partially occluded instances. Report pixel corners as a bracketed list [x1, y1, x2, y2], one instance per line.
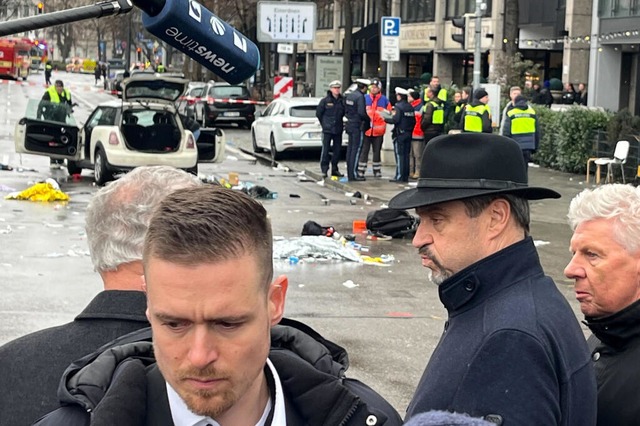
[0, 72, 606, 417]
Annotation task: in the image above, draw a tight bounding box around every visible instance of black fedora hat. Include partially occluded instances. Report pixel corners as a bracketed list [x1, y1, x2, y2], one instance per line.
[389, 133, 560, 210]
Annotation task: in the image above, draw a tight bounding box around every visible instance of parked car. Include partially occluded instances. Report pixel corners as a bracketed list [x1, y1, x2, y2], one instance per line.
[193, 81, 255, 128]
[250, 97, 347, 161]
[176, 82, 206, 118]
[15, 74, 225, 185]
[106, 70, 126, 97]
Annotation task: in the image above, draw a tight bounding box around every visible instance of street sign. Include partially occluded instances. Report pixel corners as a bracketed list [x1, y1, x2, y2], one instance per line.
[380, 17, 400, 62]
[277, 43, 294, 54]
[381, 17, 400, 37]
[257, 1, 316, 43]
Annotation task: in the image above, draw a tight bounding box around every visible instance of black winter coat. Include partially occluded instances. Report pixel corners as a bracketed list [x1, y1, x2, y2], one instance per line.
[316, 91, 345, 134]
[0, 291, 149, 426]
[585, 299, 640, 426]
[33, 319, 403, 426]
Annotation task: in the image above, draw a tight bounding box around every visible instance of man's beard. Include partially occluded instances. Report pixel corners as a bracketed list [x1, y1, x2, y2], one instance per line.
[175, 365, 236, 418]
[419, 246, 452, 286]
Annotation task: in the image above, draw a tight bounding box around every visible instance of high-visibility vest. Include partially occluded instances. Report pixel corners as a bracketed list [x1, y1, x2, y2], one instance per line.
[424, 87, 448, 102]
[507, 106, 536, 134]
[463, 104, 489, 133]
[426, 100, 444, 124]
[45, 64, 52, 71]
[46, 85, 71, 104]
[437, 88, 447, 102]
[157, 64, 165, 73]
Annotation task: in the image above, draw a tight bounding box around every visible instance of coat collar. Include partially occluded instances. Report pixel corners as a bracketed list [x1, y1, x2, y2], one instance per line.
[438, 237, 544, 314]
[75, 290, 148, 323]
[585, 299, 640, 348]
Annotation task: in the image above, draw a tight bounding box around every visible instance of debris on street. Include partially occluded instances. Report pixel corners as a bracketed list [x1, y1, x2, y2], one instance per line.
[5, 179, 69, 202]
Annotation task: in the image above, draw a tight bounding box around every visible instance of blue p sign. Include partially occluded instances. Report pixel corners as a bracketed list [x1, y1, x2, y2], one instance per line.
[381, 17, 400, 37]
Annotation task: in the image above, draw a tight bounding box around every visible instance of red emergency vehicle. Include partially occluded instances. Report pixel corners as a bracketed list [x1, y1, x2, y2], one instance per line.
[0, 38, 31, 80]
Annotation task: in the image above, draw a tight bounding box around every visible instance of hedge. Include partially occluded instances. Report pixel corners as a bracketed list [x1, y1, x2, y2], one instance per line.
[533, 106, 611, 174]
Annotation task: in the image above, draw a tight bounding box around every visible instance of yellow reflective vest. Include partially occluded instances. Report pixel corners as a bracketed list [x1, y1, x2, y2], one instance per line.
[46, 85, 71, 104]
[426, 100, 444, 124]
[507, 106, 536, 134]
[463, 104, 490, 133]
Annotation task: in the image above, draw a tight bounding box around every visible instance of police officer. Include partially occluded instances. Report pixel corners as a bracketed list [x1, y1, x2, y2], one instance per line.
[44, 61, 52, 86]
[421, 86, 444, 148]
[502, 94, 539, 177]
[316, 80, 345, 177]
[461, 88, 492, 133]
[388, 87, 416, 183]
[37, 80, 74, 168]
[344, 78, 370, 181]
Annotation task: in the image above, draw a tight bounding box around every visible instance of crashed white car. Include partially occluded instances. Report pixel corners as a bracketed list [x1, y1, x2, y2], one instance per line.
[15, 74, 225, 185]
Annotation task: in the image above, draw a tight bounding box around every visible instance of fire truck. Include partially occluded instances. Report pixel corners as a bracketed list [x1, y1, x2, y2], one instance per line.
[0, 38, 31, 80]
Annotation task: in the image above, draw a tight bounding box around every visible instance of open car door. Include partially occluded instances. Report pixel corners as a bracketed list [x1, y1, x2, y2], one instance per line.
[14, 99, 81, 161]
[197, 127, 226, 163]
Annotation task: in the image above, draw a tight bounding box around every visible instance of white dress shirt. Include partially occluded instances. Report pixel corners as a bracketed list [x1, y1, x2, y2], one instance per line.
[167, 358, 286, 426]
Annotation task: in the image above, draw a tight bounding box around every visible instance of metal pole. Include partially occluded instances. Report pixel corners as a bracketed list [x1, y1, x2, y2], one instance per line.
[472, 0, 483, 89]
[126, 12, 132, 70]
[385, 61, 390, 99]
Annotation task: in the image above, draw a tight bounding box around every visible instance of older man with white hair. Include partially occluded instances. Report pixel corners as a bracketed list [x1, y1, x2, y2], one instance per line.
[565, 183, 640, 426]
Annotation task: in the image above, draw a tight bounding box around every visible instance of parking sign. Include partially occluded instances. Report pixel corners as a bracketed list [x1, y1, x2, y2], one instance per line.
[381, 17, 400, 37]
[380, 17, 400, 62]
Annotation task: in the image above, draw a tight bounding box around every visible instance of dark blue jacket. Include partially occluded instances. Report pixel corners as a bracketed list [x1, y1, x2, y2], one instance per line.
[344, 89, 369, 132]
[406, 238, 597, 426]
[392, 99, 416, 134]
[316, 91, 345, 135]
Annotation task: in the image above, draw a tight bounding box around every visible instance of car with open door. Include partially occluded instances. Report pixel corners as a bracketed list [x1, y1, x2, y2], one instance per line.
[15, 74, 225, 185]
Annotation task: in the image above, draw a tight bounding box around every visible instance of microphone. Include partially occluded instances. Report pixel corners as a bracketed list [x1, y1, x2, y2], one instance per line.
[138, 0, 260, 84]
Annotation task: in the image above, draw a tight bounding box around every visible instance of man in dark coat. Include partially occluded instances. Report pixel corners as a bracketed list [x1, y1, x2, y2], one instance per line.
[344, 78, 371, 181]
[388, 87, 416, 183]
[389, 133, 597, 425]
[316, 79, 345, 178]
[0, 166, 202, 425]
[34, 186, 403, 426]
[565, 184, 640, 426]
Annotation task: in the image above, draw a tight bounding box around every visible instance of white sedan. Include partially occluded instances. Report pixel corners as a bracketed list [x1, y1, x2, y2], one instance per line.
[251, 97, 347, 161]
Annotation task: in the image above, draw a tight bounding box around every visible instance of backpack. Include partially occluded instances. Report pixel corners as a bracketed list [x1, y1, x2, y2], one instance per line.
[365, 208, 419, 238]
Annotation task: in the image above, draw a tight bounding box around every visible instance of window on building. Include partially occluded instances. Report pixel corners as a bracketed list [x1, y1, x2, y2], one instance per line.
[445, 0, 492, 19]
[339, 2, 365, 27]
[318, 3, 334, 29]
[599, 0, 640, 16]
[401, 0, 436, 22]
[367, 0, 392, 25]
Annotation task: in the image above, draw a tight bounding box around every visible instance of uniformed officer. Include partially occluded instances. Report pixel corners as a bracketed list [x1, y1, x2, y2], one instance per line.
[344, 78, 371, 181]
[44, 61, 52, 86]
[387, 87, 416, 183]
[316, 80, 346, 177]
[421, 86, 445, 148]
[502, 95, 539, 177]
[461, 88, 492, 133]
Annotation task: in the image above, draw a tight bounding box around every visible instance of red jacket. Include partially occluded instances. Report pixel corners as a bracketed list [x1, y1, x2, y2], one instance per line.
[411, 99, 424, 139]
[365, 93, 392, 137]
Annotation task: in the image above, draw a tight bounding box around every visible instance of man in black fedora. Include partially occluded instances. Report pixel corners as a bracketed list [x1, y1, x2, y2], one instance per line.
[391, 133, 597, 425]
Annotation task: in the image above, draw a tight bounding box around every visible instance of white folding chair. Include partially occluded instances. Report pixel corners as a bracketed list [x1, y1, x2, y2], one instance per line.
[594, 140, 630, 183]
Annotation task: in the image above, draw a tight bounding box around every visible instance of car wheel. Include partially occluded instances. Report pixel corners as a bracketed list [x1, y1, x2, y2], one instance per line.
[94, 148, 113, 186]
[270, 134, 281, 162]
[66, 160, 82, 176]
[252, 130, 264, 153]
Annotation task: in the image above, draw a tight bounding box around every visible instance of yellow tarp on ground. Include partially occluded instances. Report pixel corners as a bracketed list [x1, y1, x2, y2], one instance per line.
[5, 182, 69, 202]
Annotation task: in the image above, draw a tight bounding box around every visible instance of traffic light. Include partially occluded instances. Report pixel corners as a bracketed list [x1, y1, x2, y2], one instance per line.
[451, 16, 467, 50]
[36, 2, 44, 14]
